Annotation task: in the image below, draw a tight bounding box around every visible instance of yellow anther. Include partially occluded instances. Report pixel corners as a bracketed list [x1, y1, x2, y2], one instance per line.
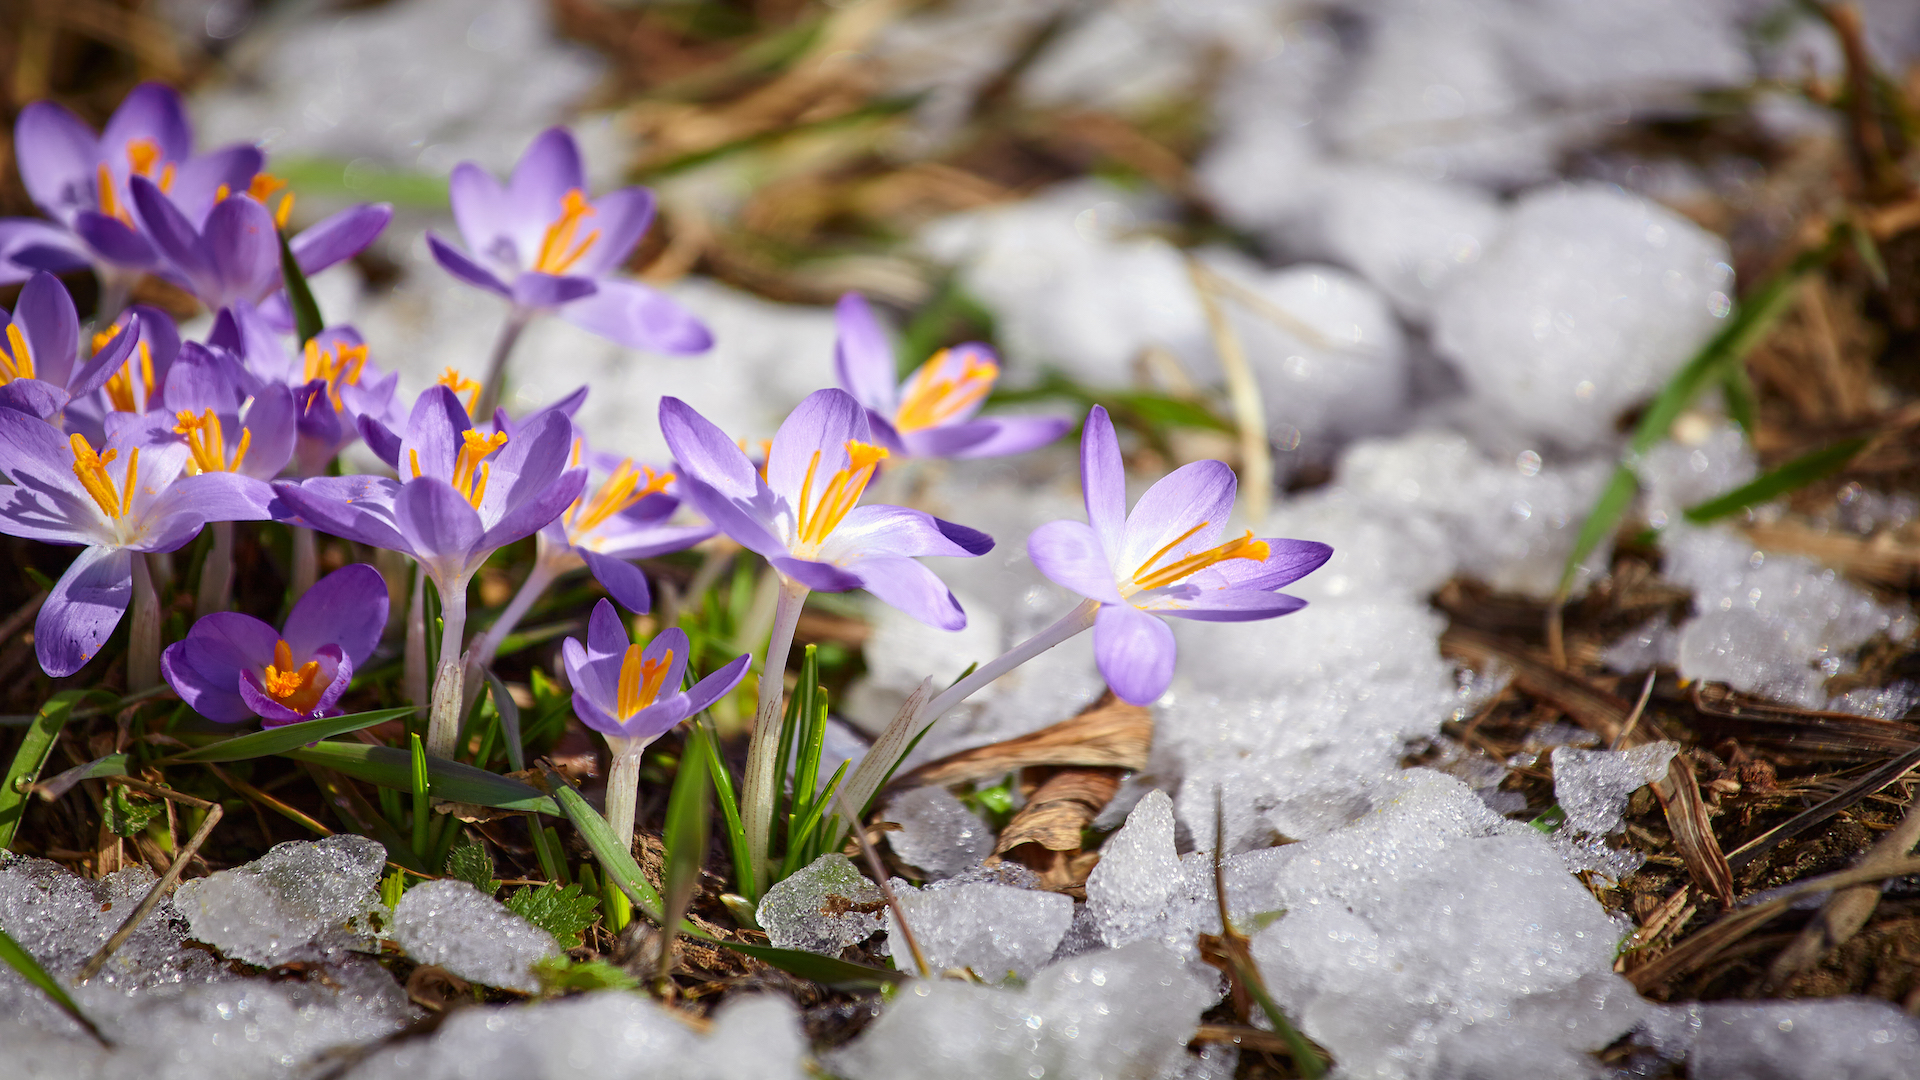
[97, 163, 130, 226]
[532, 189, 600, 275]
[436, 368, 482, 417]
[261, 639, 326, 713]
[158, 162, 176, 194]
[893, 349, 1000, 433]
[793, 439, 888, 551]
[273, 193, 294, 229]
[1128, 527, 1270, 594]
[569, 459, 674, 536]
[174, 409, 252, 475]
[451, 429, 509, 509]
[213, 183, 229, 203]
[247, 174, 287, 202]
[2, 323, 35, 383]
[69, 433, 135, 521]
[126, 138, 162, 178]
[614, 644, 673, 720]
[303, 339, 369, 410]
[103, 341, 156, 413]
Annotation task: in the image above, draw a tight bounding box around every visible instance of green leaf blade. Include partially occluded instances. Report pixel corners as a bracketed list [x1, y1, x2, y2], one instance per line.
[1683, 436, 1871, 524]
[159, 707, 414, 765]
[278, 741, 559, 814]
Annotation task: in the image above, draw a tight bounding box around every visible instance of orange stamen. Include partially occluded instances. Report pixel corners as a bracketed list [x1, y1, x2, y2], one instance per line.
[1129, 528, 1270, 594]
[614, 644, 673, 720]
[102, 341, 156, 413]
[532, 189, 600, 275]
[792, 440, 888, 551]
[261, 639, 327, 713]
[2, 323, 35, 382]
[125, 138, 162, 178]
[568, 459, 674, 536]
[69, 433, 133, 520]
[436, 368, 483, 417]
[892, 349, 1000, 433]
[174, 409, 252, 474]
[451, 430, 508, 509]
[303, 339, 369, 410]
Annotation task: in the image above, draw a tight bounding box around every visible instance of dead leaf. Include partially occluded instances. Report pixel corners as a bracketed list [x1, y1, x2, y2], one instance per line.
[1652, 754, 1736, 906]
[994, 767, 1123, 893]
[886, 693, 1151, 794]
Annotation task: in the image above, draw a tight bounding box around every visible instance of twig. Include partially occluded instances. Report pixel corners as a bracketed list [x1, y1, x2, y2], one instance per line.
[1611, 671, 1658, 751]
[835, 785, 928, 978]
[1187, 257, 1273, 526]
[1765, 790, 1920, 988]
[206, 762, 333, 838]
[1210, 789, 1326, 1077]
[78, 778, 222, 983]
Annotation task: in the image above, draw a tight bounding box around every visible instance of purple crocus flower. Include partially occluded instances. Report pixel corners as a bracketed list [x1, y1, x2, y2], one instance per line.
[129, 179, 391, 315]
[538, 428, 716, 612]
[0, 409, 272, 676]
[425, 127, 710, 355]
[209, 301, 400, 476]
[565, 600, 749, 750]
[0, 271, 140, 420]
[660, 388, 993, 630]
[161, 564, 388, 726]
[270, 385, 586, 593]
[159, 341, 296, 487]
[0, 83, 262, 283]
[1026, 405, 1331, 705]
[834, 293, 1070, 460]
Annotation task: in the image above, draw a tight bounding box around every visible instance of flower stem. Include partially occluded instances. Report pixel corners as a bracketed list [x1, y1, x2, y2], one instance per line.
[463, 553, 562, 715]
[604, 737, 649, 854]
[426, 576, 471, 759]
[741, 576, 810, 894]
[291, 526, 318, 598]
[833, 598, 1101, 847]
[195, 521, 234, 619]
[404, 566, 428, 720]
[473, 307, 532, 424]
[127, 552, 161, 692]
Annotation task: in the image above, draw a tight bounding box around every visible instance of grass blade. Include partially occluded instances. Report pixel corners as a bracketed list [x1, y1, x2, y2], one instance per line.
[658, 726, 714, 985]
[276, 229, 325, 345]
[701, 719, 756, 905]
[409, 732, 430, 860]
[158, 707, 413, 764]
[278, 741, 559, 814]
[546, 768, 906, 987]
[0, 926, 109, 1046]
[1683, 436, 1871, 524]
[485, 670, 524, 773]
[0, 691, 94, 848]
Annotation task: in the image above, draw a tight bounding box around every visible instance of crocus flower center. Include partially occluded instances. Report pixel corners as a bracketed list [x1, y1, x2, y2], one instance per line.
[792, 439, 888, 554]
[1123, 524, 1271, 597]
[97, 332, 157, 413]
[567, 446, 674, 539]
[893, 349, 999, 433]
[1, 324, 36, 383]
[303, 339, 369, 410]
[532, 189, 599, 275]
[214, 174, 295, 229]
[261, 639, 326, 713]
[174, 409, 252, 475]
[615, 644, 672, 720]
[412, 430, 509, 509]
[436, 368, 483, 417]
[95, 138, 175, 226]
[69, 433, 138, 523]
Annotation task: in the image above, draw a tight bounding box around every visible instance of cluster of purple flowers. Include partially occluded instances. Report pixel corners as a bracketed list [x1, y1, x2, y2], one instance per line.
[0, 83, 1330, 842]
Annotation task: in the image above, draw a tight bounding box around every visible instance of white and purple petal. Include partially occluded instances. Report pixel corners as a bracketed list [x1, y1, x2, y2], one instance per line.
[37, 545, 133, 678]
[1092, 603, 1176, 706]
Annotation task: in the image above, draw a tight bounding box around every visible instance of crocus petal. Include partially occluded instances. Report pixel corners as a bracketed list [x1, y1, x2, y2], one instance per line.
[892, 421, 994, 459]
[158, 341, 246, 415]
[920, 415, 1073, 460]
[0, 406, 98, 506]
[770, 556, 865, 593]
[569, 187, 655, 277]
[304, 645, 355, 718]
[1116, 459, 1236, 579]
[584, 597, 629, 657]
[0, 219, 90, 279]
[100, 82, 192, 165]
[357, 414, 403, 470]
[569, 690, 628, 739]
[270, 477, 408, 551]
[508, 128, 586, 220]
[128, 176, 214, 290]
[282, 563, 389, 666]
[681, 652, 752, 716]
[840, 554, 966, 629]
[1080, 406, 1128, 561]
[582, 550, 650, 613]
[658, 397, 762, 501]
[12, 272, 78, 385]
[393, 479, 485, 577]
[15, 102, 97, 218]
[237, 383, 298, 480]
[824, 504, 993, 560]
[37, 546, 132, 677]
[169, 145, 263, 225]
[510, 271, 596, 311]
[833, 293, 897, 413]
[557, 278, 712, 354]
[74, 213, 159, 269]
[447, 162, 514, 263]
[477, 408, 573, 519]
[476, 467, 585, 553]
[426, 232, 512, 297]
[561, 638, 617, 718]
[1093, 604, 1176, 706]
[675, 477, 787, 562]
[591, 516, 715, 561]
[237, 646, 347, 726]
[1209, 539, 1336, 591]
[68, 318, 137, 401]
[0, 380, 66, 421]
[1142, 587, 1308, 623]
[399, 385, 471, 482]
[1026, 519, 1124, 605]
[767, 388, 871, 509]
[203, 195, 281, 306]
[291, 203, 392, 277]
[140, 471, 275, 540]
[163, 611, 279, 722]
